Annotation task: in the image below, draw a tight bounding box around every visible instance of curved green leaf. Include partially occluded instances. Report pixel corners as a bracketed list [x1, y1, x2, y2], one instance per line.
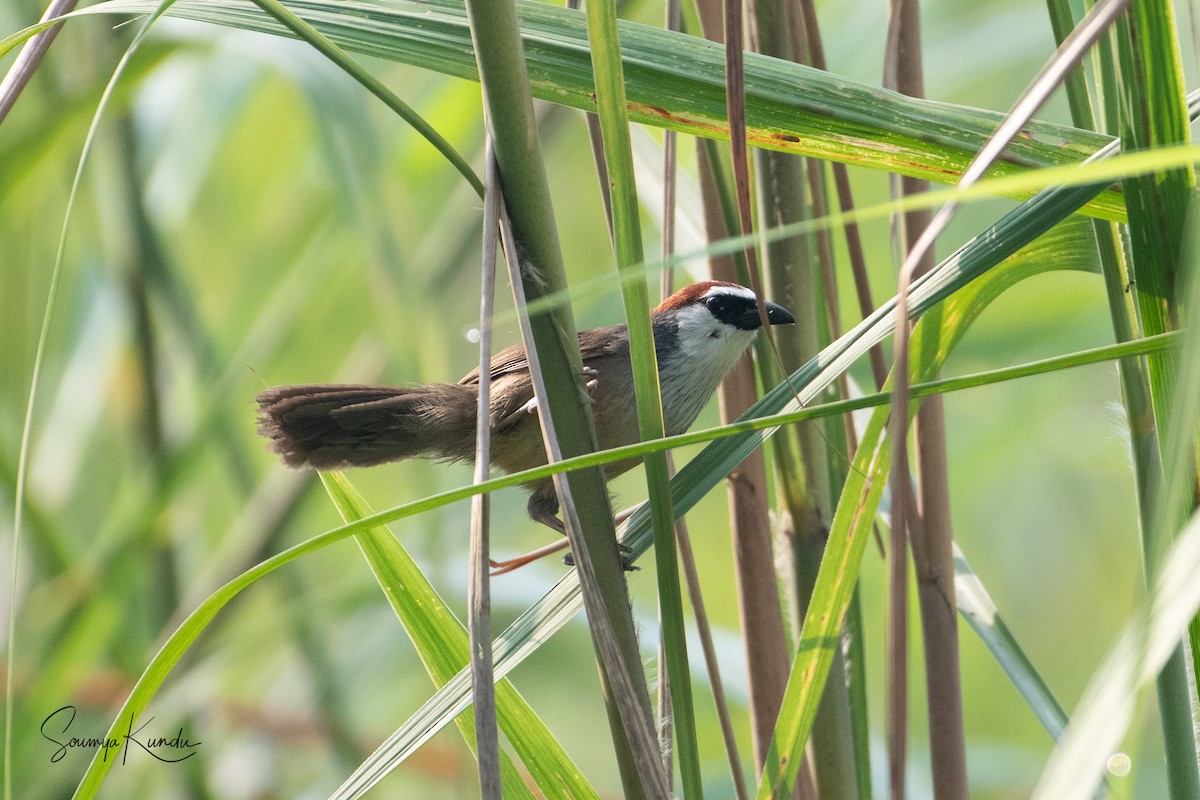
[63, 0, 1125, 220]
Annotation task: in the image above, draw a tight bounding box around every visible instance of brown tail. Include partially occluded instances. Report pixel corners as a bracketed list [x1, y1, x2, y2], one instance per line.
[255, 383, 477, 470]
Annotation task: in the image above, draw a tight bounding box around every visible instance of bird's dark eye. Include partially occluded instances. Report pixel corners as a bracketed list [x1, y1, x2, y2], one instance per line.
[705, 295, 733, 316]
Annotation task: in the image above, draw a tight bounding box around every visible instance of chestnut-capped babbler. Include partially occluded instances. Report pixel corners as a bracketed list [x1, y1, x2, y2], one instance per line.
[256, 280, 795, 533]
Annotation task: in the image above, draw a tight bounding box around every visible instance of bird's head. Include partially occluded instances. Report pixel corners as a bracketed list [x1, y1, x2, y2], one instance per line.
[654, 280, 795, 349]
[650, 281, 795, 433]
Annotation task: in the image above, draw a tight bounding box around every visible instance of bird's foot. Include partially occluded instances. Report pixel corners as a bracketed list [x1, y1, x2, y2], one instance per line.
[562, 542, 638, 572]
[518, 368, 600, 416]
[583, 366, 599, 401]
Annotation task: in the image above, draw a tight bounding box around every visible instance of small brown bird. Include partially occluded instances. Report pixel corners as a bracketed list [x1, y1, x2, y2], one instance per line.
[256, 280, 794, 539]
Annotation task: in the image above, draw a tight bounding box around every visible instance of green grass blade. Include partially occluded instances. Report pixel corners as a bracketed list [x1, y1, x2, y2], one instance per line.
[68, 0, 1126, 220]
[1030, 508, 1200, 800]
[320, 473, 599, 800]
[952, 542, 1069, 739]
[754, 211, 1107, 798]
[1114, 7, 1200, 797]
[320, 473, 535, 799]
[583, 0, 701, 792]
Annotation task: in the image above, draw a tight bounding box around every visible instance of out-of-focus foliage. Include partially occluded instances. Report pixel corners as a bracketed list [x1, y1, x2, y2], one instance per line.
[0, 0, 1180, 796]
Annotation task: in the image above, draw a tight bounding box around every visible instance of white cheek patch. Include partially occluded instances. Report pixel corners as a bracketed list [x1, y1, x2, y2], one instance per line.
[673, 305, 726, 358]
[658, 302, 758, 434]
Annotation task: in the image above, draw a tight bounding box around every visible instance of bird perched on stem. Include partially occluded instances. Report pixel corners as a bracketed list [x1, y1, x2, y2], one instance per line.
[256, 281, 794, 564]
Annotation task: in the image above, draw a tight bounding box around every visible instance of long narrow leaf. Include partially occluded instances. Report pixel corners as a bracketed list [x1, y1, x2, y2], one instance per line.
[321, 473, 600, 800]
[64, 0, 1125, 219]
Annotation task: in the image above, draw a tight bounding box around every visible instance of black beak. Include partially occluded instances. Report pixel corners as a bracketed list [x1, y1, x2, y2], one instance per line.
[765, 300, 796, 326]
[735, 300, 796, 330]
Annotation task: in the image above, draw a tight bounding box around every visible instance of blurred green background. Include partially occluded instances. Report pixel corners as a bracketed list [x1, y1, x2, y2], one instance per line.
[0, 0, 1170, 796]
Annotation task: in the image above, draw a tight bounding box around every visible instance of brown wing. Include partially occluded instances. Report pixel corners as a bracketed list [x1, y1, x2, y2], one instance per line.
[457, 324, 628, 385]
[458, 324, 630, 433]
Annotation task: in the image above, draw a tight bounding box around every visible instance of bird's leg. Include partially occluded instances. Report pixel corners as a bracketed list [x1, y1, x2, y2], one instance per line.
[489, 494, 641, 574]
[490, 538, 571, 575]
[555, 498, 639, 571]
[488, 491, 568, 574]
[571, 503, 643, 570]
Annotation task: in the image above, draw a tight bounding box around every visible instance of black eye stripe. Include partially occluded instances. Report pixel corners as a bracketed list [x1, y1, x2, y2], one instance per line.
[704, 293, 749, 321]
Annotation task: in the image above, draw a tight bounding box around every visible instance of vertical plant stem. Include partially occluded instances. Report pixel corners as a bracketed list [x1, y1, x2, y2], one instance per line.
[658, 36, 679, 775]
[697, 142, 807, 797]
[793, 0, 888, 390]
[748, 0, 860, 797]
[883, 1, 968, 797]
[583, 0, 703, 792]
[692, 0, 798, 785]
[657, 16, 746, 791]
[884, 450, 911, 800]
[462, 0, 664, 794]
[1114, 2, 1200, 796]
[468, 141, 502, 799]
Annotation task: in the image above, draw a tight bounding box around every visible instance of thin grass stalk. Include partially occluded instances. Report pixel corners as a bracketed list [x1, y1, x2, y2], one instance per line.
[883, 1, 968, 797]
[882, 25, 1132, 798]
[1044, 5, 1177, 794]
[783, 2, 884, 796]
[882, 8, 915, 789]
[0, 0, 79, 124]
[497, 219, 667, 799]
[875, 11, 1132, 799]
[676, 523, 752, 800]
[696, 139, 791, 770]
[700, 0, 801, 782]
[566, 0, 614, 237]
[783, 35, 888, 787]
[462, 0, 662, 793]
[468, 141, 502, 799]
[586, 0, 690, 767]
[748, 0, 859, 795]
[583, 0, 703, 790]
[844, 591, 874, 798]
[884, 449, 911, 800]
[658, 0, 679, 774]
[695, 130, 819, 798]
[1113, 3, 1200, 796]
[793, 0, 888, 390]
[1044, 0, 1154, 522]
[657, 12, 746, 790]
[777, 14, 883, 796]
